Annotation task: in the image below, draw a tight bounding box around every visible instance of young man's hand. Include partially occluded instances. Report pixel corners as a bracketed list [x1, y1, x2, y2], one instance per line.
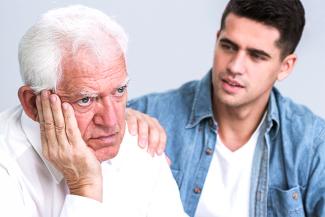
[126, 108, 167, 156]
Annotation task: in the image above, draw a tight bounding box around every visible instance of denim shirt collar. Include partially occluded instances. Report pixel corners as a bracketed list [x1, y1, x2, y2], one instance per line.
[266, 88, 281, 138]
[186, 70, 215, 128]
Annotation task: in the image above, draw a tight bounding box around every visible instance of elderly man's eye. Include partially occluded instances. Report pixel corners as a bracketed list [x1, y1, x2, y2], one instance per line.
[77, 97, 93, 106]
[114, 85, 127, 97]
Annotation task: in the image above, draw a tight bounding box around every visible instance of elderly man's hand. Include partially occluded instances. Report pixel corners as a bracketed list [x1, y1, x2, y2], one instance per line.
[36, 90, 103, 202]
[126, 108, 167, 156]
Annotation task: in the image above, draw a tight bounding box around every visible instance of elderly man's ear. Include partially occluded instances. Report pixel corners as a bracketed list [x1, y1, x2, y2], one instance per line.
[18, 86, 38, 122]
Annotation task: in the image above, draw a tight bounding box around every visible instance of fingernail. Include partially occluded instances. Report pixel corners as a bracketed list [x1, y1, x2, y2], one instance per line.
[62, 103, 68, 110]
[50, 95, 56, 104]
[158, 148, 164, 155]
[147, 148, 154, 157]
[130, 128, 137, 136]
[41, 90, 48, 97]
[140, 138, 147, 148]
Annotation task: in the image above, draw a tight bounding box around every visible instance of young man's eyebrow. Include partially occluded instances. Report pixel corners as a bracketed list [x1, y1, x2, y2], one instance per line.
[219, 38, 239, 49]
[220, 37, 272, 59]
[247, 48, 272, 59]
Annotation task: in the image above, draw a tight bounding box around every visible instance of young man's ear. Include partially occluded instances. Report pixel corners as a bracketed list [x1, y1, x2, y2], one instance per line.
[277, 53, 297, 81]
[18, 86, 38, 122]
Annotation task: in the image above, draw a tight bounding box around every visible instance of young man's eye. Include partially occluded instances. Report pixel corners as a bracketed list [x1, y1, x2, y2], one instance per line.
[220, 43, 236, 52]
[250, 52, 267, 61]
[77, 97, 93, 106]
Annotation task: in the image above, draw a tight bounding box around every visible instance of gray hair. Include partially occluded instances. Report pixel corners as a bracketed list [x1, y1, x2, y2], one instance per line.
[18, 5, 128, 93]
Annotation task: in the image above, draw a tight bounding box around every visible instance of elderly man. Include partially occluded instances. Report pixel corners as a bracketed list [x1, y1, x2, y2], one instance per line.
[0, 5, 186, 217]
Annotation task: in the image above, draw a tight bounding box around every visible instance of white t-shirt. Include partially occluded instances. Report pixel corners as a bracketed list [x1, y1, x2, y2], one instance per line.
[0, 106, 188, 217]
[195, 116, 265, 217]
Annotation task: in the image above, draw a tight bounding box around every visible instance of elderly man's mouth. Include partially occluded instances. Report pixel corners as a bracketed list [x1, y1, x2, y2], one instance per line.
[90, 133, 119, 144]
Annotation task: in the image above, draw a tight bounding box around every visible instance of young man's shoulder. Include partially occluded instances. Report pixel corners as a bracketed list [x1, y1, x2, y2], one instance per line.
[128, 79, 200, 115]
[273, 89, 325, 143]
[275, 89, 325, 124]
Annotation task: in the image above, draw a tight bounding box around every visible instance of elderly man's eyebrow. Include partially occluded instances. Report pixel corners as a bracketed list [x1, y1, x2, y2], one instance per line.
[62, 77, 130, 99]
[78, 90, 99, 97]
[118, 77, 130, 87]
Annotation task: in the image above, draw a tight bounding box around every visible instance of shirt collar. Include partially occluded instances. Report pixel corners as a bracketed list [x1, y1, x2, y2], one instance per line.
[186, 69, 215, 128]
[20, 111, 64, 184]
[265, 87, 281, 137]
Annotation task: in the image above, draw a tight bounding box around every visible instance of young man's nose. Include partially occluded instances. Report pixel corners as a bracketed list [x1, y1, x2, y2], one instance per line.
[227, 52, 246, 76]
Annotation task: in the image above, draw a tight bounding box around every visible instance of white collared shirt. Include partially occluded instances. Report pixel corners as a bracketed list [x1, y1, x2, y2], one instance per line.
[0, 106, 187, 217]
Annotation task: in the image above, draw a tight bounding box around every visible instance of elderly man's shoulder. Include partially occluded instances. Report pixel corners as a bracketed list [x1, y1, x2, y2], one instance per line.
[0, 106, 27, 155]
[117, 130, 169, 172]
[0, 106, 28, 180]
[105, 130, 176, 200]
[0, 106, 23, 130]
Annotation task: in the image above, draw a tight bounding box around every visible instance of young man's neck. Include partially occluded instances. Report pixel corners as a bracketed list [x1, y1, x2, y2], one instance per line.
[213, 98, 268, 152]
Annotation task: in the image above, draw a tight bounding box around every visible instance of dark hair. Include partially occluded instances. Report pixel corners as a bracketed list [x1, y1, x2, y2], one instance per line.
[220, 0, 305, 58]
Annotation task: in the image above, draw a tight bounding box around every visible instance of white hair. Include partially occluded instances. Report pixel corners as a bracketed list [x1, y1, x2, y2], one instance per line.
[18, 5, 128, 93]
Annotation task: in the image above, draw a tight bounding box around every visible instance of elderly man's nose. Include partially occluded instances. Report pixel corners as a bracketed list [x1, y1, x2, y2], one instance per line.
[93, 97, 118, 126]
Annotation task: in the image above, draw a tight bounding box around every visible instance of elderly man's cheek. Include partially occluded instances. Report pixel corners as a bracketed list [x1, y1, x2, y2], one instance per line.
[73, 111, 96, 136]
[71, 103, 96, 114]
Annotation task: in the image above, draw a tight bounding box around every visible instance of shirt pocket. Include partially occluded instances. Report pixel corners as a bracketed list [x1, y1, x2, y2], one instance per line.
[268, 186, 305, 217]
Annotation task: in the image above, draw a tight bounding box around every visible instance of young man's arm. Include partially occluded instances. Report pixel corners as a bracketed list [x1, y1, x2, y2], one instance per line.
[305, 131, 325, 216]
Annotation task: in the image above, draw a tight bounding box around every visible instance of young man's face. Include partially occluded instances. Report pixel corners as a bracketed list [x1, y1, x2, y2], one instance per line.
[55, 40, 128, 162]
[212, 13, 293, 110]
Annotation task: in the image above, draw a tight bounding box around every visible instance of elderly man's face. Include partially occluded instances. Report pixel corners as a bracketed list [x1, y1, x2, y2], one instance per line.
[55, 41, 128, 162]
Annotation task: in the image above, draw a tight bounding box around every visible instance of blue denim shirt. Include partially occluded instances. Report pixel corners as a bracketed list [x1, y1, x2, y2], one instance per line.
[128, 70, 325, 217]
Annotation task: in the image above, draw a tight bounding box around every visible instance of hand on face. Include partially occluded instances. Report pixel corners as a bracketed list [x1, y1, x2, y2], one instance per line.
[36, 90, 103, 202]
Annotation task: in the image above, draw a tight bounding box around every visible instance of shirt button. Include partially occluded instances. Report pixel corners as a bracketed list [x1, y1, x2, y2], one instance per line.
[205, 148, 213, 155]
[292, 192, 299, 200]
[193, 187, 202, 194]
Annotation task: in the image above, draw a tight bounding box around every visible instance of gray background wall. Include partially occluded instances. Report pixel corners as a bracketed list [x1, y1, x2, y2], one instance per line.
[1, 0, 324, 118]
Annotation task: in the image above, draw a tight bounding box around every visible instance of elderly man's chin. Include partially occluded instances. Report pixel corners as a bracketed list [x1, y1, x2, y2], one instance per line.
[87, 135, 124, 162]
[94, 145, 121, 162]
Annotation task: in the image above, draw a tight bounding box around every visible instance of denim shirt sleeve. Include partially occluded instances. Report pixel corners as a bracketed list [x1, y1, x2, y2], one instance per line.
[267, 132, 325, 217]
[267, 89, 325, 217]
[128, 96, 149, 114]
[304, 125, 325, 216]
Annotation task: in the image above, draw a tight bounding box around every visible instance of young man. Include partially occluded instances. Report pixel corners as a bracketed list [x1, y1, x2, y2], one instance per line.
[128, 0, 325, 216]
[0, 5, 186, 217]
